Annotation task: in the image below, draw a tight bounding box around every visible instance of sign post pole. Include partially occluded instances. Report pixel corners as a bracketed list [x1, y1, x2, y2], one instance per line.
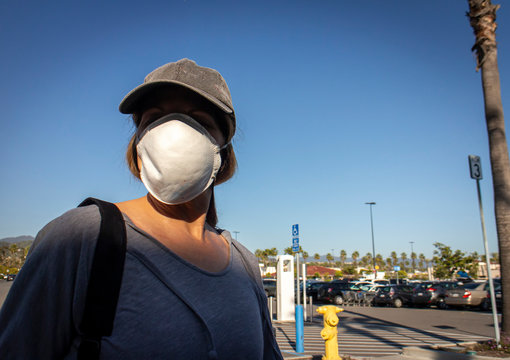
[292, 224, 304, 353]
[468, 155, 500, 345]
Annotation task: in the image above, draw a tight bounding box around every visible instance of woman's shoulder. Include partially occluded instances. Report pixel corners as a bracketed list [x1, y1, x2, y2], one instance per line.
[225, 232, 264, 288]
[31, 204, 102, 253]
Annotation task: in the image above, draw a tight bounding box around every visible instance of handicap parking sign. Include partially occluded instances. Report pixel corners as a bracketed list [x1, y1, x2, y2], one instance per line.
[292, 224, 299, 236]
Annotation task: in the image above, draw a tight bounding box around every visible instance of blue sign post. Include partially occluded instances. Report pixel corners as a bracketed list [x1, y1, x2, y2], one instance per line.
[394, 265, 400, 284]
[292, 224, 304, 353]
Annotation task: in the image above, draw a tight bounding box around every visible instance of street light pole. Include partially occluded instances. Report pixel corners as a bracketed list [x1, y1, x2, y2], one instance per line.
[365, 202, 377, 276]
[233, 231, 240, 241]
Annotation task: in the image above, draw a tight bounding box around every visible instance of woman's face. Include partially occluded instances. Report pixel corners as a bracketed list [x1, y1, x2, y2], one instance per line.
[137, 88, 227, 147]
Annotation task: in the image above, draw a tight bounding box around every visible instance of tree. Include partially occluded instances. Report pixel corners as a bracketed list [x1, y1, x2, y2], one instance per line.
[352, 251, 359, 268]
[468, 0, 510, 335]
[391, 251, 398, 266]
[433, 242, 473, 279]
[255, 248, 278, 267]
[419, 253, 426, 271]
[255, 249, 265, 264]
[302, 251, 309, 263]
[284, 246, 302, 255]
[411, 252, 417, 272]
[314, 253, 320, 261]
[365, 252, 373, 270]
[340, 250, 347, 266]
[385, 257, 392, 271]
[326, 253, 333, 264]
[342, 265, 356, 275]
[375, 253, 384, 269]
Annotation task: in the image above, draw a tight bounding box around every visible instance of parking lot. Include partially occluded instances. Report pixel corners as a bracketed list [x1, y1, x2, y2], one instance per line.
[270, 299, 499, 358]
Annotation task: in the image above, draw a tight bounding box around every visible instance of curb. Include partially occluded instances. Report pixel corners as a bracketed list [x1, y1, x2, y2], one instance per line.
[401, 346, 510, 360]
[281, 350, 315, 359]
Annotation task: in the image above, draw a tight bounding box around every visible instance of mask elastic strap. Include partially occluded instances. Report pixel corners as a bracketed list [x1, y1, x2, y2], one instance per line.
[219, 142, 230, 151]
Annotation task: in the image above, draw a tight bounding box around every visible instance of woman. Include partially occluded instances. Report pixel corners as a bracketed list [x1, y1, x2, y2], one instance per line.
[0, 59, 283, 359]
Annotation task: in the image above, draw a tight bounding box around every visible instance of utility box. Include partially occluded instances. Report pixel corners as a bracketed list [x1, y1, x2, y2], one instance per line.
[277, 255, 295, 321]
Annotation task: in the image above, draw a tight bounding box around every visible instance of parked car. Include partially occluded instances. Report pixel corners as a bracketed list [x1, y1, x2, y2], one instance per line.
[306, 281, 327, 301]
[389, 278, 408, 285]
[412, 281, 462, 309]
[6, 274, 16, 281]
[373, 284, 415, 308]
[263, 279, 277, 298]
[373, 279, 390, 286]
[358, 284, 385, 305]
[444, 281, 493, 310]
[481, 279, 501, 311]
[317, 281, 356, 305]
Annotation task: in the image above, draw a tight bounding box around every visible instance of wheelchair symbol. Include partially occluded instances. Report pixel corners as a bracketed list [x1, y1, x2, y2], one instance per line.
[292, 224, 299, 236]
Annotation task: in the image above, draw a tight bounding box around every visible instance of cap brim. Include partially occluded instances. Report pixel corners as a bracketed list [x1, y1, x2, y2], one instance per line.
[119, 80, 233, 115]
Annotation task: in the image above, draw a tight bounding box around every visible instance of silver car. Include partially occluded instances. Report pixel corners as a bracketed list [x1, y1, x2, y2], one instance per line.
[444, 281, 492, 310]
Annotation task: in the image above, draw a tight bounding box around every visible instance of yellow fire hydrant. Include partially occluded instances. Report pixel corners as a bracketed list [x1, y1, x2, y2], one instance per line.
[317, 305, 344, 360]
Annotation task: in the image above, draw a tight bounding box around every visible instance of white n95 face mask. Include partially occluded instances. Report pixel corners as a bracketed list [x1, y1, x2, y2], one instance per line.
[136, 113, 224, 205]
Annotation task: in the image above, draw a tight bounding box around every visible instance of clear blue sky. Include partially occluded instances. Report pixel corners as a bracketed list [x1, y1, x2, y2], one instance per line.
[1, 0, 509, 260]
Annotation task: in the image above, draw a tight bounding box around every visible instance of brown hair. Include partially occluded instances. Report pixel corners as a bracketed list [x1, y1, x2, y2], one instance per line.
[126, 111, 237, 227]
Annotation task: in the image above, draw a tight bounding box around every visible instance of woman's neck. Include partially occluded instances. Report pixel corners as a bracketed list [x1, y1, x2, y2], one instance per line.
[116, 189, 212, 241]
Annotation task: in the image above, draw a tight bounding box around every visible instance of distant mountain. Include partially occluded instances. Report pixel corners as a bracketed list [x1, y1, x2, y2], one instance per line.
[0, 235, 34, 246]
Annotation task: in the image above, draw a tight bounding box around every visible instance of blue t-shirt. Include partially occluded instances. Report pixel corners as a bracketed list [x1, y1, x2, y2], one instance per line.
[0, 205, 281, 360]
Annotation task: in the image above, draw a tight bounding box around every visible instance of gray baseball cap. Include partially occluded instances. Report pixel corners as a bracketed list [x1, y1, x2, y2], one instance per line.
[119, 58, 235, 127]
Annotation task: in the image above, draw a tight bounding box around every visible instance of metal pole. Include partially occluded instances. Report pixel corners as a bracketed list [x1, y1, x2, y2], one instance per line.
[366, 202, 377, 276]
[295, 253, 304, 353]
[268, 296, 273, 322]
[309, 296, 313, 322]
[302, 263, 307, 321]
[296, 253, 300, 306]
[476, 179, 500, 345]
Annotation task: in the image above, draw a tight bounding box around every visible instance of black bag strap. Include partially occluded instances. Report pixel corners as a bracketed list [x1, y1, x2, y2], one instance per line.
[77, 197, 127, 360]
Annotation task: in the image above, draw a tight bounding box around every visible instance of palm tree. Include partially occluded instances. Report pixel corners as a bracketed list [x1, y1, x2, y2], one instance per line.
[411, 252, 417, 272]
[386, 257, 392, 271]
[302, 251, 309, 263]
[352, 251, 359, 268]
[375, 253, 384, 269]
[365, 252, 373, 270]
[314, 253, 320, 261]
[326, 253, 333, 264]
[419, 253, 426, 271]
[468, 0, 510, 335]
[340, 249, 347, 266]
[391, 251, 398, 266]
[400, 252, 408, 271]
[255, 249, 266, 266]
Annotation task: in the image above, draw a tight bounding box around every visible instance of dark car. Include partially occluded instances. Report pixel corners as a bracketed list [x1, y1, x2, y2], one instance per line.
[411, 281, 462, 309]
[485, 280, 502, 311]
[6, 274, 16, 281]
[317, 281, 355, 305]
[263, 279, 277, 298]
[306, 281, 327, 301]
[373, 284, 415, 308]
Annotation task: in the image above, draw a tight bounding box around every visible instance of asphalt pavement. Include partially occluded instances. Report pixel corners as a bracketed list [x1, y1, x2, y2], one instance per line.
[272, 303, 500, 359]
[0, 280, 12, 307]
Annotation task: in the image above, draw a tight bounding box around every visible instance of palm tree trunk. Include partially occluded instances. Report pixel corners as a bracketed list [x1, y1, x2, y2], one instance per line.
[468, 0, 510, 336]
